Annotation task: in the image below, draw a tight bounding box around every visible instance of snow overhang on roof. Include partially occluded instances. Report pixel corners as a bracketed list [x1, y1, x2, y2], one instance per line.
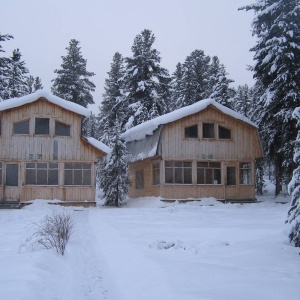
[123, 98, 258, 143]
[0, 90, 91, 117]
[83, 137, 111, 154]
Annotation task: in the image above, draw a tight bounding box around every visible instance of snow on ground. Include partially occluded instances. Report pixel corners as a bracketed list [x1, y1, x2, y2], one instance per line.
[0, 193, 299, 300]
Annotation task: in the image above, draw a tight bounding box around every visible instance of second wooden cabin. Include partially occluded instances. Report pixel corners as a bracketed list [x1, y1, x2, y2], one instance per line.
[123, 99, 263, 203]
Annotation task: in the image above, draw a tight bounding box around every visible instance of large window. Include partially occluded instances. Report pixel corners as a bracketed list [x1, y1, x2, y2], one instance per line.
[203, 123, 215, 138]
[218, 126, 231, 139]
[226, 167, 236, 186]
[240, 163, 251, 184]
[152, 161, 160, 185]
[185, 125, 198, 138]
[64, 163, 91, 186]
[136, 169, 144, 189]
[35, 118, 49, 135]
[25, 162, 58, 185]
[197, 162, 221, 184]
[165, 161, 192, 184]
[13, 119, 29, 135]
[55, 121, 70, 136]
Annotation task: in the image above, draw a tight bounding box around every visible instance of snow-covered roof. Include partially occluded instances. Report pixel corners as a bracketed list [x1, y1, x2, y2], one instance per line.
[83, 137, 111, 154]
[0, 90, 90, 117]
[123, 98, 257, 142]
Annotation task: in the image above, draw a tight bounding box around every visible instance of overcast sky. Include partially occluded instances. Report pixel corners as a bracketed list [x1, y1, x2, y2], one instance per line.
[1, 0, 256, 113]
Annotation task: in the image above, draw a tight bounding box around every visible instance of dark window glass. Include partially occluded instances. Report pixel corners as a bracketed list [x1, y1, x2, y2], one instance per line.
[13, 120, 29, 134]
[55, 121, 70, 136]
[83, 170, 91, 185]
[35, 118, 49, 135]
[37, 169, 47, 185]
[64, 163, 92, 186]
[152, 161, 160, 185]
[219, 126, 231, 139]
[64, 170, 73, 185]
[185, 125, 198, 138]
[197, 162, 221, 184]
[203, 123, 215, 138]
[136, 170, 144, 189]
[227, 167, 236, 185]
[0, 162, 2, 185]
[6, 164, 18, 186]
[165, 161, 192, 184]
[25, 162, 58, 185]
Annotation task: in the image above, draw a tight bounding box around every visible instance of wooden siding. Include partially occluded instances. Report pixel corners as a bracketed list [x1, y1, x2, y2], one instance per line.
[0, 98, 104, 203]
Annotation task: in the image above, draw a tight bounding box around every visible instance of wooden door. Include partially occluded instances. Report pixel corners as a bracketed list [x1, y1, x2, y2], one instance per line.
[225, 165, 237, 200]
[4, 163, 20, 201]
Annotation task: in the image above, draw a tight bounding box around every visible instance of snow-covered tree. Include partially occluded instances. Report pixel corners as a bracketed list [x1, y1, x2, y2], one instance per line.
[99, 122, 128, 207]
[25, 75, 43, 94]
[0, 33, 13, 100]
[124, 29, 171, 128]
[6, 49, 29, 98]
[51, 39, 96, 107]
[241, 0, 300, 195]
[233, 85, 254, 118]
[98, 52, 127, 144]
[287, 107, 300, 247]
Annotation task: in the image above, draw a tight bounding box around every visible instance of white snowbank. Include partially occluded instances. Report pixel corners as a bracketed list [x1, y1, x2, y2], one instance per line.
[0, 90, 91, 117]
[123, 98, 258, 142]
[84, 136, 111, 154]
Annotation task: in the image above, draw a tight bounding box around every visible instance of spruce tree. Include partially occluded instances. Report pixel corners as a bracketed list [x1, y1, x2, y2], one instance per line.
[0, 33, 13, 100]
[6, 49, 29, 98]
[287, 107, 300, 248]
[124, 29, 171, 128]
[98, 52, 127, 144]
[233, 85, 253, 118]
[51, 39, 96, 107]
[241, 0, 300, 195]
[99, 122, 128, 207]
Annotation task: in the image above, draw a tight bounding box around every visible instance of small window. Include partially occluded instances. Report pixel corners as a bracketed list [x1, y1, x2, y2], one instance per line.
[35, 118, 49, 135]
[185, 125, 198, 138]
[227, 167, 236, 186]
[240, 162, 252, 184]
[136, 170, 144, 189]
[13, 120, 29, 134]
[152, 161, 160, 185]
[203, 123, 214, 138]
[219, 126, 231, 139]
[55, 121, 70, 136]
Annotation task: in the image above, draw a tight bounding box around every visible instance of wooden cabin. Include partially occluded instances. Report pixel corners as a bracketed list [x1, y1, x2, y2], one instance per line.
[123, 99, 263, 203]
[0, 91, 110, 207]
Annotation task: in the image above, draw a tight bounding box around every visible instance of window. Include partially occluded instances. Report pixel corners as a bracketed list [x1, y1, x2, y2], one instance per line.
[25, 162, 58, 185]
[35, 118, 49, 135]
[203, 123, 214, 138]
[197, 162, 221, 184]
[13, 120, 29, 134]
[136, 170, 144, 189]
[0, 162, 2, 185]
[185, 125, 198, 138]
[64, 163, 91, 186]
[226, 167, 236, 186]
[165, 161, 192, 184]
[219, 126, 231, 139]
[6, 164, 18, 186]
[152, 161, 160, 185]
[240, 163, 251, 184]
[55, 121, 70, 136]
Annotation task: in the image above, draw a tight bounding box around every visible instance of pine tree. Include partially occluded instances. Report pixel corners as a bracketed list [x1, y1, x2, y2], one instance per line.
[98, 52, 127, 144]
[233, 85, 253, 118]
[287, 107, 300, 247]
[25, 75, 43, 94]
[171, 63, 184, 110]
[0, 33, 13, 101]
[241, 0, 300, 195]
[51, 39, 96, 107]
[6, 49, 29, 98]
[99, 122, 129, 207]
[124, 29, 171, 128]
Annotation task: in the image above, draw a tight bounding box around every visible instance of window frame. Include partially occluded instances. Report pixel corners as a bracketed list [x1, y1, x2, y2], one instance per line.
[152, 161, 160, 185]
[25, 162, 59, 186]
[240, 162, 252, 185]
[136, 169, 144, 189]
[35, 117, 50, 135]
[165, 161, 192, 185]
[197, 161, 221, 185]
[13, 119, 30, 135]
[64, 163, 92, 186]
[202, 123, 215, 139]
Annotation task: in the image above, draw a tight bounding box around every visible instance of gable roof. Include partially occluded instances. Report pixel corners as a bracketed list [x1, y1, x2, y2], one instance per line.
[123, 98, 257, 142]
[0, 90, 90, 117]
